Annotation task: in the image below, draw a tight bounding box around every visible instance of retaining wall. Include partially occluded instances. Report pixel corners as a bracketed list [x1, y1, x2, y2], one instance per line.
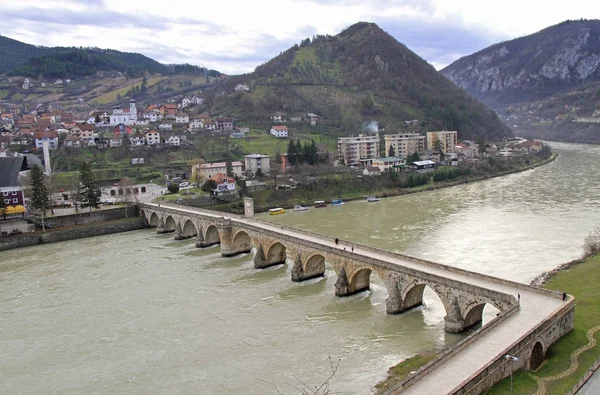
[29, 206, 137, 229]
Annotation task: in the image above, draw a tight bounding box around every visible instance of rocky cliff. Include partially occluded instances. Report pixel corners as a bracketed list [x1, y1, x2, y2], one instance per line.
[441, 19, 600, 143]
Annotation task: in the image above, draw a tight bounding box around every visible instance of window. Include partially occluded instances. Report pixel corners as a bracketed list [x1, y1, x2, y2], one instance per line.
[13, 198, 18, 203]
[2, 192, 7, 196]
[12, 191, 17, 195]
[4, 199, 9, 204]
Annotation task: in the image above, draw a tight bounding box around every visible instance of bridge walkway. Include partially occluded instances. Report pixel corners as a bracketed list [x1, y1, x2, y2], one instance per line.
[144, 203, 568, 394]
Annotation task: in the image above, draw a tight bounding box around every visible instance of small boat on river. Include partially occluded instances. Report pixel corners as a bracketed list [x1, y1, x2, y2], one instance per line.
[331, 199, 345, 206]
[366, 196, 380, 202]
[269, 208, 286, 215]
[293, 205, 309, 211]
[314, 200, 327, 208]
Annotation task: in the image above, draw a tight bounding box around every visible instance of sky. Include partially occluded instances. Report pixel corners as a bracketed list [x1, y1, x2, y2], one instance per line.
[1, 0, 599, 75]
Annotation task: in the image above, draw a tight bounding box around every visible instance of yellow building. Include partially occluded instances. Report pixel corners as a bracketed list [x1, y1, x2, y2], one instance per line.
[427, 131, 458, 153]
[384, 133, 426, 157]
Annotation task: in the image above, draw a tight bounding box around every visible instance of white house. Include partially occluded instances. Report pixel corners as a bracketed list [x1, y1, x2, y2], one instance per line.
[143, 111, 161, 122]
[234, 84, 250, 92]
[181, 97, 191, 108]
[109, 99, 138, 125]
[158, 123, 172, 130]
[129, 134, 146, 146]
[165, 135, 181, 146]
[109, 135, 123, 147]
[210, 173, 236, 193]
[145, 130, 160, 146]
[191, 95, 204, 105]
[189, 119, 204, 130]
[175, 114, 190, 124]
[270, 125, 288, 138]
[34, 130, 59, 149]
[272, 112, 287, 123]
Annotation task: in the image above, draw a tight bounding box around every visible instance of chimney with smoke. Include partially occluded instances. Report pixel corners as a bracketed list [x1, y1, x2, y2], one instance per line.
[363, 120, 379, 135]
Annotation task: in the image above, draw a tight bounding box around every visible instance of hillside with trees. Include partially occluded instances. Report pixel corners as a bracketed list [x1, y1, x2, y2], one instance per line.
[211, 22, 512, 141]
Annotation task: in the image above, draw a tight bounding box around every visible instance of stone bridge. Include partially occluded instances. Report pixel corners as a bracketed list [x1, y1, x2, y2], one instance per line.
[139, 203, 574, 394]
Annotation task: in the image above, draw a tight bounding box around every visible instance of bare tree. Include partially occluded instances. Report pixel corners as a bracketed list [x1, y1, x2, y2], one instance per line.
[119, 177, 139, 218]
[583, 227, 600, 257]
[260, 356, 340, 395]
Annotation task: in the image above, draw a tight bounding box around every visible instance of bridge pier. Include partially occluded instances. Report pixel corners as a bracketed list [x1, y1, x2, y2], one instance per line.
[335, 267, 369, 296]
[444, 297, 469, 333]
[291, 255, 325, 282]
[173, 229, 185, 240]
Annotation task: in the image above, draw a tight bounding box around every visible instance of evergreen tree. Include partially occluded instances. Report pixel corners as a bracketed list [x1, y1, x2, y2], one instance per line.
[28, 165, 52, 231]
[287, 139, 297, 166]
[226, 158, 234, 178]
[296, 139, 304, 164]
[407, 151, 420, 164]
[388, 144, 396, 157]
[79, 161, 100, 212]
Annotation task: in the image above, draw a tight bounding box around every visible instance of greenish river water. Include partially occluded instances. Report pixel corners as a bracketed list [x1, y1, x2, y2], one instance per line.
[1, 142, 599, 394]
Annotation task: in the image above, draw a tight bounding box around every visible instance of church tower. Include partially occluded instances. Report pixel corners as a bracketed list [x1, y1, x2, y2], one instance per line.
[129, 98, 137, 121]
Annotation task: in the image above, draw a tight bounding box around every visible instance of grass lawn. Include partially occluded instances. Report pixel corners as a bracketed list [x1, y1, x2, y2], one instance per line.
[375, 352, 438, 393]
[91, 76, 164, 106]
[232, 129, 338, 158]
[487, 253, 600, 394]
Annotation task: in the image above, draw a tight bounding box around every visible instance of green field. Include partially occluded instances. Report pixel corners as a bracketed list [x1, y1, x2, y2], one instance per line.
[232, 129, 337, 158]
[90, 76, 165, 106]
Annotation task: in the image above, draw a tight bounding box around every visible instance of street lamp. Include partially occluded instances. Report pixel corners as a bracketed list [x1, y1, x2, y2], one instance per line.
[505, 354, 519, 395]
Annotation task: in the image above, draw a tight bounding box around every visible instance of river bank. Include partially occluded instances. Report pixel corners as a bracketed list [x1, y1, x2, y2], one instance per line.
[0, 217, 146, 251]
[205, 152, 557, 215]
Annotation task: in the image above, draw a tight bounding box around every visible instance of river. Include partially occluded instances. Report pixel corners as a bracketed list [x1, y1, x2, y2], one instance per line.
[1, 142, 599, 394]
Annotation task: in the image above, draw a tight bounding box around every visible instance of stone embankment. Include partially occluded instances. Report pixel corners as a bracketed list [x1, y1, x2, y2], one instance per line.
[0, 207, 146, 252]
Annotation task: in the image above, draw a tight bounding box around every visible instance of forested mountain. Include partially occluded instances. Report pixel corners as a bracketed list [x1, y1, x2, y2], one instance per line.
[441, 19, 600, 143]
[0, 35, 221, 79]
[8, 48, 169, 78]
[215, 22, 512, 141]
[0, 35, 52, 74]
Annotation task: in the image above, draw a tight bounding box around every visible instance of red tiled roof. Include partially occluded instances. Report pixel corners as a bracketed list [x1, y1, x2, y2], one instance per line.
[271, 125, 288, 131]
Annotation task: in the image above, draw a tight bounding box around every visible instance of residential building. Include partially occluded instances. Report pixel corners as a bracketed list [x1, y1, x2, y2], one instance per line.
[270, 125, 288, 138]
[80, 129, 95, 142]
[109, 99, 138, 125]
[244, 154, 270, 175]
[209, 173, 236, 193]
[410, 160, 436, 173]
[191, 95, 204, 105]
[175, 114, 190, 124]
[181, 97, 191, 108]
[337, 134, 380, 166]
[362, 166, 381, 176]
[158, 123, 172, 130]
[215, 117, 234, 132]
[384, 133, 426, 158]
[109, 135, 123, 147]
[114, 123, 133, 136]
[371, 157, 406, 172]
[145, 130, 160, 146]
[34, 130, 59, 149]
[426, 130, 458, 153]
[234, 84, 250, 92]
[303, 113, 318, 126]
[272, 112, 287, 123]
[63, 135, 81, 148]
[159, 104, 178, 116]
[129, 134, 146, 146]
[0, 156, 31, 210]
[189, 119, 204, 130]
[197, 161, 243, 179]
[164, 134, 181, 146]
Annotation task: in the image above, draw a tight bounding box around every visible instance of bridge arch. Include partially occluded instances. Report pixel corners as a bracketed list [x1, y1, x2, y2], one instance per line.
[164, 215, 177, 233]
[304, 253, 325, 275]
[232, 230, 252, 251]
[265, 241, 287, 266]
[348, 268, 372, 294]
[463, 301, 501, 329]
[204, 224, 221, 246]
[181, 219, 198, 238]
[529, 341, 545, 371]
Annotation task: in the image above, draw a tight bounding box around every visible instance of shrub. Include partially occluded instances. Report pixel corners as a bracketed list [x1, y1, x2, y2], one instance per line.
[583, 227, 600, 257]
[167, 183, 180, 193]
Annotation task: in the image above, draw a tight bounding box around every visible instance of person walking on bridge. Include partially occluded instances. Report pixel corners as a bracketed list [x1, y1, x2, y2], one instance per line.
[335, 238, 339, 245]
